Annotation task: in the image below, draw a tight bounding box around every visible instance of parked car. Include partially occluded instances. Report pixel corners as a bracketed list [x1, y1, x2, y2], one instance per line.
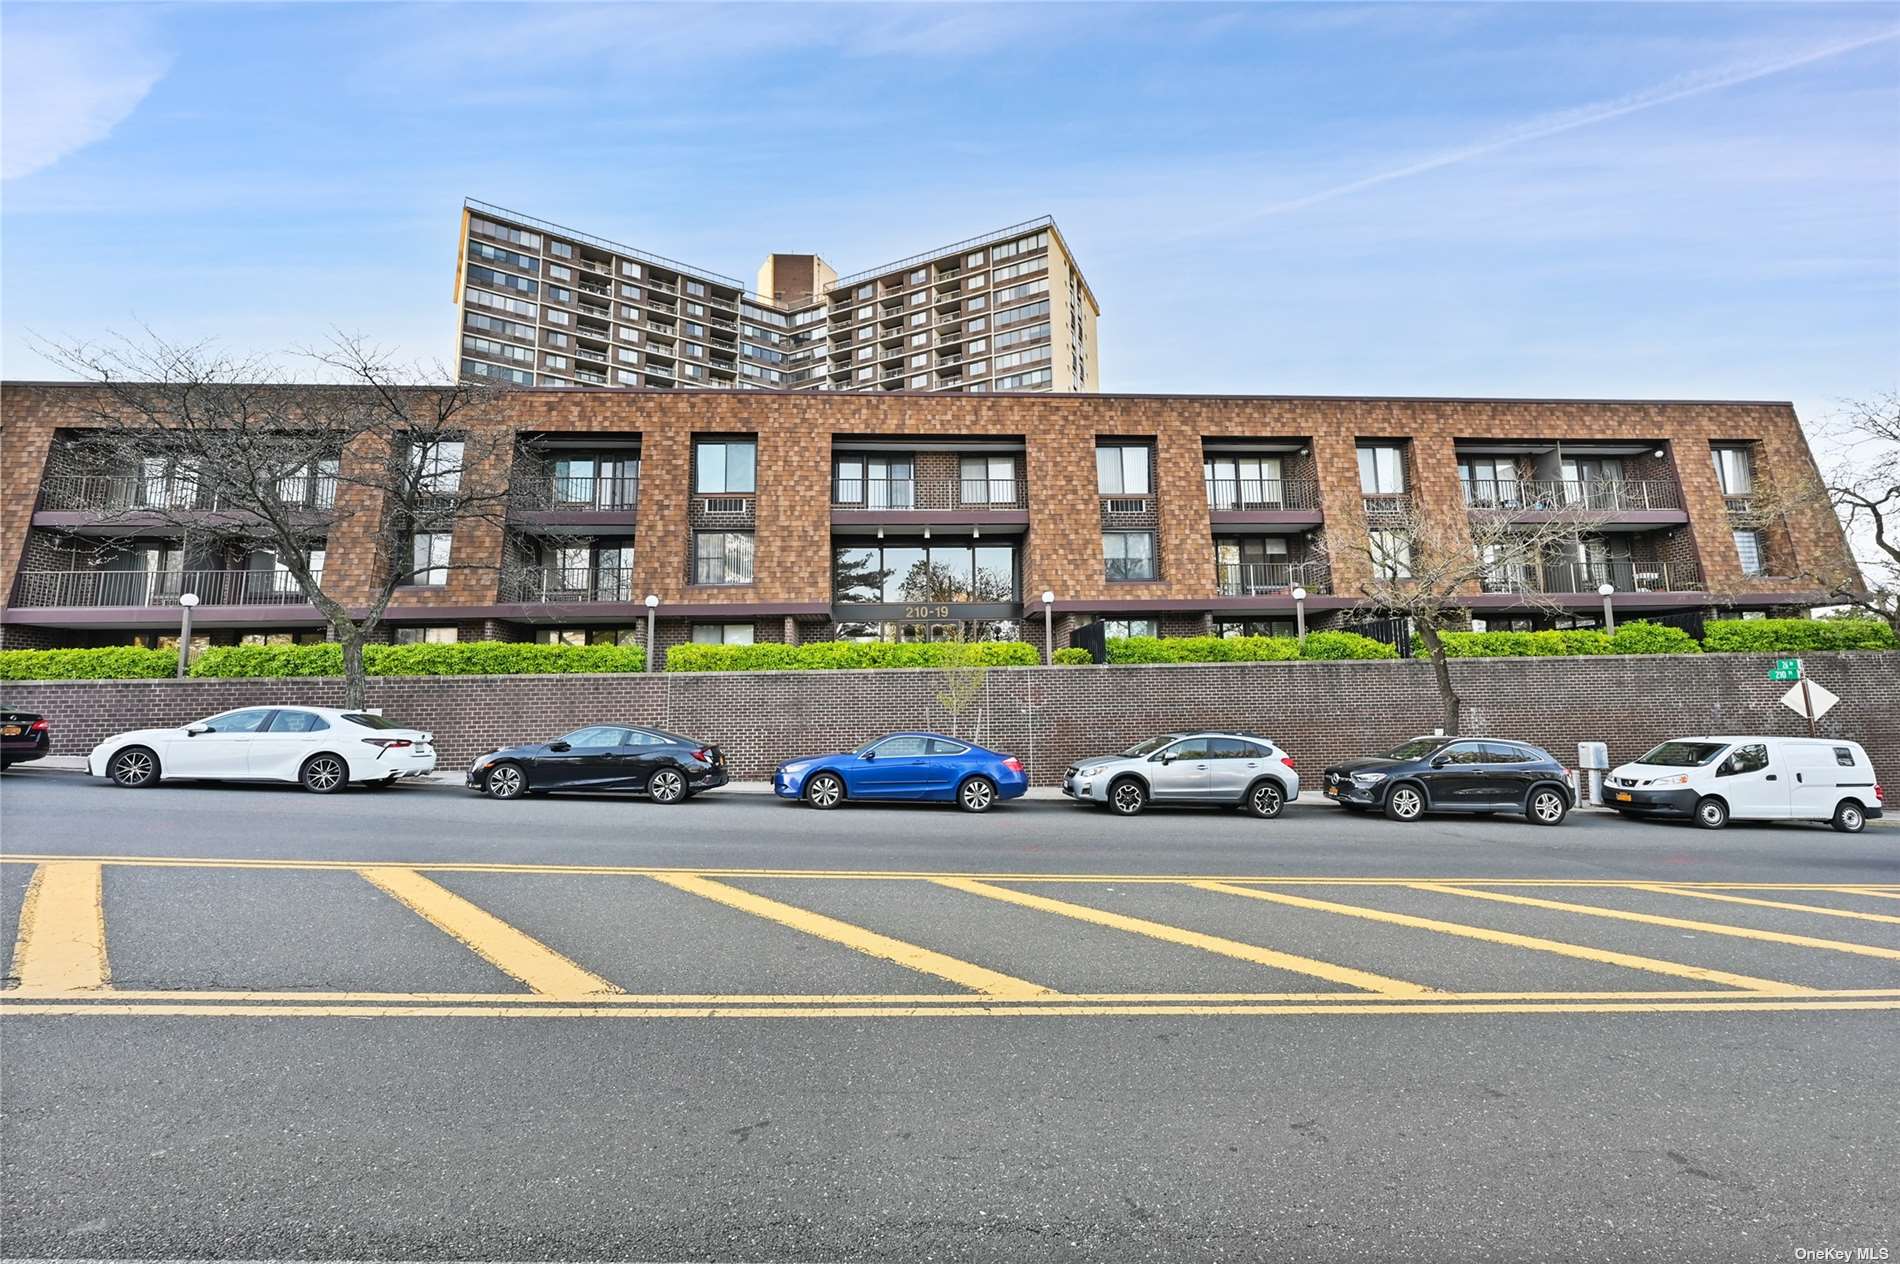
[1607, 735, 1883, 832]
[1, 709, 50, 770]
[1322, 736, 1573, 825]
[466, 724, 728, 802]
[1063, 731, 1298, 818]
[87, 706, 436, 792]
[773, 732, 1027, 812]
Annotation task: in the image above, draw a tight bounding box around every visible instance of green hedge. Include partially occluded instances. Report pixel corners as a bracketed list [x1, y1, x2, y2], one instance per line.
[1422, 622, 1700, 658]
[0, 646, 179, 681]
[1701, 618, 1896, 653]
[664, 640, 1040, 673]
[1296, 630, 1401, 660]
[1052, 648, 1093, 666]
[186, 641, 650, 678]
[1104, 633, 1396, 664]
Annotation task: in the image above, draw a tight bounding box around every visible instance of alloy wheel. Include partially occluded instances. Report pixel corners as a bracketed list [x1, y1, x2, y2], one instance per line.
[112, 749, 156, 788]
[1531, 790, 1566, 824]
[650, 770, 685, 803]
[1388, 786, 1423, 821]
[486, 764, 524, 800]
[303, 756, 345, 794]
[806, 773, 843, 809]
[1249, 782, 1284, 819]
[1110, 781, 1146, 816]
[959, 777, 996, 813]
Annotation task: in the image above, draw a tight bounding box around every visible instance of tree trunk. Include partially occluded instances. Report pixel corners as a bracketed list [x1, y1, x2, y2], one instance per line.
[339, 633, 368, 710]
[1414, 619, 1461, 735]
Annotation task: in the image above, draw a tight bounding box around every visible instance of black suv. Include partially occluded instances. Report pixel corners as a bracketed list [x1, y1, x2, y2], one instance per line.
[1322, 736, 1573, 825]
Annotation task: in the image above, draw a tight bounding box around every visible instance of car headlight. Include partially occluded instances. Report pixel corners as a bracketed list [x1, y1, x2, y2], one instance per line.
[1351, 772, 1388, 787]
[1650, 774, 1690, 786]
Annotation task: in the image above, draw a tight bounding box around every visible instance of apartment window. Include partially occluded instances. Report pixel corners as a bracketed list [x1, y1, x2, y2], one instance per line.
[910, 375, 928, 388]
[994, 345, 1051, 371]
[549, 240, 573, 258]
[470, 218, 540, 250]
[968, 337, 988, 354]
[692, 623, 754, 644]
[545, 308, 571, 326]
[910, 333, 929, 347]
[1369, 529, 1413, 579]
[535, 627, 640, 647]
[694, 531, 754, 585]
[993, 322, 1048, 350]
[547, 286, 574, 305]
[616, 325, 640, 343]
[857, 367, 875, 381]
[617, 348, 638, 365]
[465, 287, 536, 318]
[547, 264, 573, 282]
[465, 264, 535, 296]
[856, 284, 874, 299]
[615, 370, 638, 385]
[409, 440, 464, 496]
[1712, 446, 1755, 495]
[1100, 619, 1158, 639]
[239, 630, 327, 647]
[545, 355, 569, 371]
[395, 626, 458, 645]
[1734, 528, 1767, 575]
[834, 543, 1017, 603]
[910, 354, 928, 368]
[907, 269, 927, 285]
[1097, 444, 1151, 495]
[1215, 618, 1299, 639]
[686, 280, 707, 297]
[620, 261, 641, 278]
[462, 358, 532, 386]
[996, 300, 1049, 327]
[694, 439, 756, 494]
[1358, 444, 1407, 494]
[1104, 531, 1157, 581]
[966, 251, 985, 267]
[405, 531, 453, 585]
[468, 240, 539, 274]
[857, 346, 874, 362]
[967, 359, 988, 376]
[996, 369, 1052, 390]
[681, 363, 705, 379]
[994, 279, 1049, 304]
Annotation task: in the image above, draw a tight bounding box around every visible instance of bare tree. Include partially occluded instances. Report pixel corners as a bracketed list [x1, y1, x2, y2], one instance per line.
[36, 333, 517, 706]
[1338, 500, 1613, 734]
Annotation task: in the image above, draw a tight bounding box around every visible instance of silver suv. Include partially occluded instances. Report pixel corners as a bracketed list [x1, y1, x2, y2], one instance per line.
[1062, 732, 1299, 818]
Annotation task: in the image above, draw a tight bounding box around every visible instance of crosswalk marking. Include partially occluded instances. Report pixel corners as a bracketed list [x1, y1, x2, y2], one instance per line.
[1411, 884, 1900, 963]
[650, 873, 1054, 998]
[9, 862, 109, 993]
[1190, 880, 1808, 994]
[359, 867, 622, 997]
[1629, 884, 1900, 926]
[933, 877, 1429, 995]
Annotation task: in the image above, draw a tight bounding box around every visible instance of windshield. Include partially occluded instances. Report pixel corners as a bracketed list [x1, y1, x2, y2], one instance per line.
[341, 713, 400, 731]
[1121, 735, 1183, 757]
[1636, 741, 1728, 767]
[1382, 737, 1446, 760]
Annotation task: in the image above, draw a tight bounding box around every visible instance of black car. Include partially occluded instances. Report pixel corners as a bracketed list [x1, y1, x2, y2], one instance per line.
[1322, 735, 1573, 825]
[466, 724, 728, 802]
[1, 709, 50, 770]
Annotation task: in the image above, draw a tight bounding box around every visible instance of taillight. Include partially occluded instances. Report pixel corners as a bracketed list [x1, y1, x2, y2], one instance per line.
[362, 738, 412, 749]
[1280, 755, 1297, 770]
[1002, 757, 1024, 773]
[1876, 784, 1885, 803]
[28, 719, 47, 733]
[692, 748, 712, 763]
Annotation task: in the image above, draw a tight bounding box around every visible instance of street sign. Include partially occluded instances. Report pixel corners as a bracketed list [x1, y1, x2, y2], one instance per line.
[1781, 679, 1839, 721]
[1768, 658, 1803, 681]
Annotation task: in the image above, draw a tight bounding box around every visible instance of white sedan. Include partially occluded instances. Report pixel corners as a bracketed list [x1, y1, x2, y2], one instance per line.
[88, 705, 436, 793]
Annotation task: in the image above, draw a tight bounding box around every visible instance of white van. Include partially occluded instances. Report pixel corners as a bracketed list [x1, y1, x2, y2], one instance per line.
[1606, 736, 1884, 832]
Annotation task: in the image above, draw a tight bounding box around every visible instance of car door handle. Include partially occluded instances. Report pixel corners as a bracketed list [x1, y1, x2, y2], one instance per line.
[1770, 774, 1781, 781]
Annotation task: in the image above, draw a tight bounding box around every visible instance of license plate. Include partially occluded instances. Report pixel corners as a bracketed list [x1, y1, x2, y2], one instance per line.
[413, 745, 433, 756]
[1615, 792, 1632, 802]
[1, 726, 20, 737]
[1325, 786, 1338, 796]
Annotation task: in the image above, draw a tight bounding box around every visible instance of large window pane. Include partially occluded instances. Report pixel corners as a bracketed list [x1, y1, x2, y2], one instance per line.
[696, 440, 756, 493]
[927, 547, 974, 601]
[1359, 445, 1405, 494]
[973, 546, 1016, 601]
[1104, 531, 1156, 580]
[833, 547, 883, 603]
[880, 547, 926, 601]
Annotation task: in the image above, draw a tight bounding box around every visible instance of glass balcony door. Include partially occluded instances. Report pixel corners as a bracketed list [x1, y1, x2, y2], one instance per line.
[1205, 456, 1284, 510]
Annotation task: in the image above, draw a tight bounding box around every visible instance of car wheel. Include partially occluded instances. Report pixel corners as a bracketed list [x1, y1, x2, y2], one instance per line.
[1108, 777, 1147, 817]
[1692, 796, 1729, 830]
[300, 753, 349, 794]
[485, 762, 527, 800]
[1244, 780, 1285, 819]
[957, 775, 997, 813]
[109, 746, 159, 788]
[1831, 800, 1866, 834]
[805, 771, 844, 809]
[1527, 788, 1569, 827]
[1384, 784, 1425, 822]
[648, 768, 687, 804]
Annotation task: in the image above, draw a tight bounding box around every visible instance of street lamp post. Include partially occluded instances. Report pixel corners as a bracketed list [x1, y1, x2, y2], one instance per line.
[644, 594, 660, 672]
[1041, 590, 1055, 666]
[1291, 586, 1308, 650]
[1597, 582, 1617, 637]
[175, 592, 200, 678]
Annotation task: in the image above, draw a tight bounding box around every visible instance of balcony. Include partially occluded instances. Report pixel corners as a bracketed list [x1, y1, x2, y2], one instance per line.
[511, 473, 639, 512]
[1204, 478, 1321, 511]
[1462, 479, 1683, 513]
[830, 476, 1026, 512]
[1215, 562, 1332, 597]
[1362, 493, 1411, 522]
[13, 568, 318, 609]
[502, 566, 634, 605]
[1477, 559, 1704, 596]
[37, 474, 337, 516]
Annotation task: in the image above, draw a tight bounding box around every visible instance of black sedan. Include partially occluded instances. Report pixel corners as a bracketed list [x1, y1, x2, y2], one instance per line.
[1322, 735, 1573, 825]
[1, 709, 50, 770]
[466, 724, 728, 802]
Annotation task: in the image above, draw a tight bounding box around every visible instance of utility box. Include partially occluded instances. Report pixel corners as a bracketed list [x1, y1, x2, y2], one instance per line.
[1577, 742, 1609, 771]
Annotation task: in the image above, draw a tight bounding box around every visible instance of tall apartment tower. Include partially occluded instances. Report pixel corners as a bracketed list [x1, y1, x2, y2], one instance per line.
[453, 199, 1100, 393]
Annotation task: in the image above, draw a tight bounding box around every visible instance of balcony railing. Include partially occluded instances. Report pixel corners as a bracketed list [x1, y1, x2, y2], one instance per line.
[1216, 562, 1332, 597]
[512, 474, 640, 512]
[37, 474, 337, 514]
[1462, 479, 1682, 512]
[502, 566, 634, 604]
[1478, 560, 1705, 595]
[830, 475, 1026, 511]
[13, 568, 319, 609]
[1205, 478, 1322, 512]
[1724, 493, 1759, 515]
[1362, 493, 1411, 521]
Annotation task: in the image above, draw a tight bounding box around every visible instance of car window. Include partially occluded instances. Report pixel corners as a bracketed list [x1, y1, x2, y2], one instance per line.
[1383, 737, 1445, 760]
[200, 708, 274, 734]
[1481, 743, 1527, 764]
[266, 710, 329, 733]
[873, 736, 930, 758]
[1834, 746, 1858, 768]
[925, 738, 968, 755]
[1718, 743, 1769, 775]
[1206, 738, 1255, 759]
[1638, 741, 1726, 767]
[1165, 738, 1212, 760]
[1121, 734, 1182, 757]
[562, 726, 626, 747]
[341, 712, 399, 730]
[622, 730, 665, 747]
[1440, 742, 1489, 764]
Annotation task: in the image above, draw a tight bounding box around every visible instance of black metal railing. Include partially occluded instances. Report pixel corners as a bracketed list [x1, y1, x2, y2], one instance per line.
[1478, 560, 1705, 595]
[37, 474, 337, 514]
[1461, 478, 1682, 512]
[13, 568, 319, 608]
[502, 566, 635, 603]
[513, 474, 640, 511]
[1362, 493, 1411, 521]
[1215, 562, 1331, 597]
[1204, 478, 1321, 511]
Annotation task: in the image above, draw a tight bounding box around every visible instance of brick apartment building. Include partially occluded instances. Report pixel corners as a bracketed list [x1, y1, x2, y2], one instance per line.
[0, 384, 1856, 654]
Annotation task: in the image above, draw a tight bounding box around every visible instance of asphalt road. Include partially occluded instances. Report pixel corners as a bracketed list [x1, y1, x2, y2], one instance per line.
[3, 767, 1898, 1262]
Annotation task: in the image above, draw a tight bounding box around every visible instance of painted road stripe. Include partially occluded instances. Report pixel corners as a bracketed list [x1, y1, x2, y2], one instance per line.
[933, 876, 1428, 995]
[1629, 884, 1900, 926]
[650, 873, 1053, 998]
[9, 861, 109, 993]
[1833, 888, 1900, 903]
[1191, 880, 1808, 994]
[358, 867, 621, 997]
[1412, 884, 1900, 963]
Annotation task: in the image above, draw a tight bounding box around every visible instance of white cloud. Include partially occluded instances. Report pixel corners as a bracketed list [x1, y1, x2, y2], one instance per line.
[1, 6, 170, 180]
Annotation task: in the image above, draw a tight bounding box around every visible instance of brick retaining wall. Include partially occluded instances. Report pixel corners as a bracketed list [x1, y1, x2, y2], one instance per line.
[5, 654, 1896, 793]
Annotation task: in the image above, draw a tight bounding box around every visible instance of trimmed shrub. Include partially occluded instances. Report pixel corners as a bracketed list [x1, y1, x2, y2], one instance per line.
[1052, 648, 1093, 665]
[1105, 635, 1300, 664]
[1297, 630, 1399, 660]
[188, 641, 649, 679]
[191, 644, 342, 678]
[665, 640, 1039, 672]
[1702, 617, 1896, 653]
[1422, 631, 1589, 658]
[0, 646, 178, 681]
[1607, 621, 1701, 655]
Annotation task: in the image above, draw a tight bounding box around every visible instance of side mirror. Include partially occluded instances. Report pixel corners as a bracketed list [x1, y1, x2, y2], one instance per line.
[186, 723, 209, 736]
[1157, 752, 1177, 765]
[859, 750, 876, 761]
[549, 740, 571, 753]
[1430, 755, 1450, 768]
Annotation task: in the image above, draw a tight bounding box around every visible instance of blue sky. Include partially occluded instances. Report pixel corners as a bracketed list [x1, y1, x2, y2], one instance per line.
[2, 1, 1895, 430]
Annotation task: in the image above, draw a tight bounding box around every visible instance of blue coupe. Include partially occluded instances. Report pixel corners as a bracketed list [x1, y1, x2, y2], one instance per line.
[772, 732, 1029, 813]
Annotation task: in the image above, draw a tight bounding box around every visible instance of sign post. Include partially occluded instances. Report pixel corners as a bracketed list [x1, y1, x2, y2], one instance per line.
[1774, 660, 1839, 739]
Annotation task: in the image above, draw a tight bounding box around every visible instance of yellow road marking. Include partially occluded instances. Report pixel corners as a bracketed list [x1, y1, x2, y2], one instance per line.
[9, 862, 108, 992]
[1630, 885, 1900, 927]
[358, 867, 620, 997]
[933, 876, 1429, 995]
[1191, 881, 1808, 994]
[1412, 884, 1900, 963]
[650, 873, 1052, 998]
[1837, 888, 1900, 902]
